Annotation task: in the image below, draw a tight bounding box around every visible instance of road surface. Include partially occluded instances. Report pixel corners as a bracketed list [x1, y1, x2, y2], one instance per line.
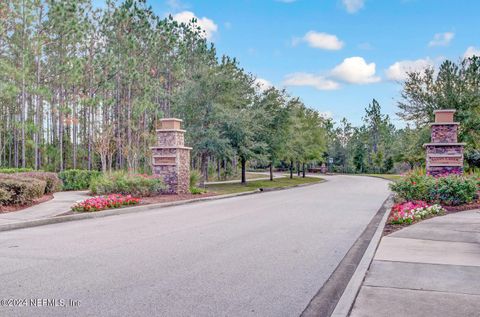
[0, 175, 390, 317]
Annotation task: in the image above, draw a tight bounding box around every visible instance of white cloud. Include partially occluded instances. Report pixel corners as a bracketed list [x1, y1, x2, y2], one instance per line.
[301, 31, 344, 50]
[255, 78, 273, 91]
[283, 73, 340, 90]
[342, 0, 365, 13]
[331, 57, 380, 84]
[464, 46, 480, 59]
[428, 32, 454, 47]
[386, 58, 433, 81]
[172, 11, 218, 40]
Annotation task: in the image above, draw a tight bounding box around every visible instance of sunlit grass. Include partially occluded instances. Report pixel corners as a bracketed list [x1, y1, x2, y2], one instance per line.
[205, 176, 324, 195]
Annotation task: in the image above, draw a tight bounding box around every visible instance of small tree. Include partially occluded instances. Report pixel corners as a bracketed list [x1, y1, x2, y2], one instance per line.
[94, 125, 115, 173]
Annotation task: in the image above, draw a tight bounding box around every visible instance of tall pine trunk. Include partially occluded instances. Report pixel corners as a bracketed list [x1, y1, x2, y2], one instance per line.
[269, 162, 273, 181]
[241, 157, 246, 184]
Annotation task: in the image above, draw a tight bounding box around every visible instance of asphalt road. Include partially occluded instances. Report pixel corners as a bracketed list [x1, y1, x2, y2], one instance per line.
[0, 175, 390, 317]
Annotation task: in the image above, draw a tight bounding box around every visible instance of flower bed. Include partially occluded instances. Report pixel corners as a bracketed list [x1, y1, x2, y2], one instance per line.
[71, 194, 140, 212]
[388, 201, 444, 225]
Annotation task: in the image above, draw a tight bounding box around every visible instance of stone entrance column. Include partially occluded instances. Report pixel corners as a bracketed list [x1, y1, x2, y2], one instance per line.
[151, 118, 192, 194]
[424, 109, 465, 176]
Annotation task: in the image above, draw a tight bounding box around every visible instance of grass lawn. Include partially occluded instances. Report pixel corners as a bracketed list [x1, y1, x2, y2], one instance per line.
[205, 176, 324, 195]
[208, 172, 268, 182]
[363, 174, 402, 181]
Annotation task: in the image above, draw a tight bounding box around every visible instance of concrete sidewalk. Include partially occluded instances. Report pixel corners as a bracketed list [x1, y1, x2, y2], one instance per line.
[350, 209, 480, 317]
[0, 191, 89, 225]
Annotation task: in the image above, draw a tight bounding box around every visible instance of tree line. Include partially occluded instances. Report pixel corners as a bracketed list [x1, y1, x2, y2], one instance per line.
[0, 0, 327, 182]
[326, 56, 480, 174]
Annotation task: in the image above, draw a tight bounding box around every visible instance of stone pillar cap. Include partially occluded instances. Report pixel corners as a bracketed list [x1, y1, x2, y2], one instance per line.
[433, 109, 456, 113]
[434, 109, 456, 123]
[423, 142, 466, 148]
[158, 118, 184, 130]
[429, 122, 460, 126]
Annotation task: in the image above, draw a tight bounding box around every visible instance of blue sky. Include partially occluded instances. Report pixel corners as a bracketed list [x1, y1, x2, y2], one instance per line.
[151, 0, 479, 126]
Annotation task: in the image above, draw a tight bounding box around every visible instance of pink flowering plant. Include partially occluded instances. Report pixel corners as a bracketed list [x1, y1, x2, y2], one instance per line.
[388, 201, 444, 225]
[71, 194, 140, 212]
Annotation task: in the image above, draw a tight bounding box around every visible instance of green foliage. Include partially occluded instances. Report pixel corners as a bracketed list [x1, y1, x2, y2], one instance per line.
[0, 168, 35, 173]
[327, 100, 397, 174]
[59, 170, 101, 191]
[189, 187, 206, 195]
[90, 172, 164, 197]
[189, 169, 205, 194]
[0, 175, 46, 205]
[189, 169, 202, 188]
[433, 176, 478, 206]
[390, 173, 435, 202]
[390, 173, 478, 206]
[1, 0, 330, 183]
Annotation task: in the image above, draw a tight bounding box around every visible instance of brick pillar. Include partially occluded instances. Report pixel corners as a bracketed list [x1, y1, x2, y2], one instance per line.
[151, 118, 192, 194]
[424, 110, 465, 176]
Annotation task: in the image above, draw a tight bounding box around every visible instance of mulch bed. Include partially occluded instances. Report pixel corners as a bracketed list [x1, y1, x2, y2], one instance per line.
[443, 201, 480, 212]
[139, 192, 218, 205]
[383, 201, 480, 236]
[0, 194, 54, 214]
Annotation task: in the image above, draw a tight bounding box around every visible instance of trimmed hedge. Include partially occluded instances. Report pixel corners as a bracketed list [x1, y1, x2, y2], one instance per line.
[390, 173, 479, 206]
[17, 172, 62, 194]
[0, 188, 12, 206]
[90, 172, 164, 197]
[0, 168, 34, 174]
[58, 169, 101, 190]
[0, 175, 46, 205]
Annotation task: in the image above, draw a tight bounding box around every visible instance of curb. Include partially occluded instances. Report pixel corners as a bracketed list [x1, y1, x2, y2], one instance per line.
[0, 178, 326, 233]
[301, 194, 393, 317]
[331, 195, 393, 317]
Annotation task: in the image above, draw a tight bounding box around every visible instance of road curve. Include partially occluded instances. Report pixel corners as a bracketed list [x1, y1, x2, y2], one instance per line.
[0, 175, 390, 317]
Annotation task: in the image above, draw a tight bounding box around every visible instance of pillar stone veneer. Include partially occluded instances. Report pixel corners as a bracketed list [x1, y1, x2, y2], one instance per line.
[424, 109, 465, 176]
[151, 118, 192, 194]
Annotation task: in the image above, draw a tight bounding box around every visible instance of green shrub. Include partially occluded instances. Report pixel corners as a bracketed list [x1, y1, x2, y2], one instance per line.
[190, 169, 202, 188]
[90, 172, 164, 197]
[189, 170, 205, 194]
[189, 186, 206, 195]
[432, 176, 478, 206]
[59, 169, 101, 190]
[390, 173, 479, 206]
[389, 174, 435, 202]
[0, 175, 46, 205]
[17, 172, 62, 194]
[0, 168, 34, 174]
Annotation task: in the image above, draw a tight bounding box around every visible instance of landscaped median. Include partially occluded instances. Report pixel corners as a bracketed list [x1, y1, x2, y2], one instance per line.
[205, 176, 324, 195]
[69, 176, 324, 213]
